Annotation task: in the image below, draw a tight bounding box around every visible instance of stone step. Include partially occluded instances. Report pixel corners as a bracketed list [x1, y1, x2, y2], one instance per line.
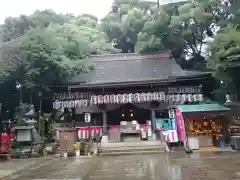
[98, 148, 164, 153]
[98, 141, 166, 156]
[98, 149, 164, 154]
[99, 145, 165, 151]
[99, 142, 163, 148]
[98, 144, 166, 156]
[98, 150, 165, 156]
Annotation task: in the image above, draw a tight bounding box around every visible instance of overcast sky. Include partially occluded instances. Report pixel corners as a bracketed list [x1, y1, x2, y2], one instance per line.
[0, 0, 185, 23]
[0, 0, 114, 23]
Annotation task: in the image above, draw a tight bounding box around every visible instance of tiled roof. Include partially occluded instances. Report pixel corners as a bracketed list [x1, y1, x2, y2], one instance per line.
[70, 52, 210, 86]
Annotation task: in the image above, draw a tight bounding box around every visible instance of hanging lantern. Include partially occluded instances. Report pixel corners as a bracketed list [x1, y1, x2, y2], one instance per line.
[128, 93, 134, 103]
[140, 93, 147, 102]
[159, 92, 165, 101]
[97, 95, 104, 104]
[146, 92, 152, 102]
[103, 95, 110, 104]
[187, 94, 193, 102]
[181, 94, 187, 103]
[175, 94, 181, 102]
[134, 93, 140, 103]
[116, 94, 123, 104]
[122, 94, 129, 104]
[109, 94, 115, 104]
[152, 92, 159, 101]
[113, 95, 118, 104]
[198, 94, 203, 102]
[193, 94, 198, 102]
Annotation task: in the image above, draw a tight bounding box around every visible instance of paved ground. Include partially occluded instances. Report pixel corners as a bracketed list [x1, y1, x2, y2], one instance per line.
[2, 152, 240, 179]
[0, 157, 56, 179]
[1, 156, 95, 180]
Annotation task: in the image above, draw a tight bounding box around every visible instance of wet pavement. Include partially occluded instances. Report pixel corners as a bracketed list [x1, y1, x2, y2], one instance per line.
[0, 157, 56, 179]
[4, 151, 240, 180]
[2, 157, 94, 180]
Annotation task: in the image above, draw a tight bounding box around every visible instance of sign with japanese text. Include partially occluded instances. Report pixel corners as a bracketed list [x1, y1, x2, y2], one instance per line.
[175, 109, 186, 142]
[84, 113, 91, 123]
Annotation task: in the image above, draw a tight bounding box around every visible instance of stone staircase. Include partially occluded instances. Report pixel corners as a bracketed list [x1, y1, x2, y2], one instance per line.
[98, 141, 166, 156]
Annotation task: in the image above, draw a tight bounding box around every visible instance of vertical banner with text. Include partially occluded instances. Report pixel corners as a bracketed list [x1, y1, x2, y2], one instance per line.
[175, 109, 186, 142]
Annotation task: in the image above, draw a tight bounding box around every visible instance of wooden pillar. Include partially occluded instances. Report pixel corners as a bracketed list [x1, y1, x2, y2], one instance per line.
[102, 110, 108, 135]
[150, 101, 159, 135]
[151, 108, 156, 133]
[99, 104, 108, 135]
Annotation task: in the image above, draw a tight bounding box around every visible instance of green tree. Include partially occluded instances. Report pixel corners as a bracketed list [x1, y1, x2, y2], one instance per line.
[135, 3, 181, 53]
[207, 26, 240, 94]
[0, 23, 116, 89]
[100, 0, 156, 53]
[218, 0, 240, 28]
[137, 0, 223, 70]
[73, 14, 98, 28]
[0, 9, 73, 42]
[0, 10, 116, 115]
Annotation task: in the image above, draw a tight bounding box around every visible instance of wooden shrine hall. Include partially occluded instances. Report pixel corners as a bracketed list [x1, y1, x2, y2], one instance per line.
[52, 52, 213, 143]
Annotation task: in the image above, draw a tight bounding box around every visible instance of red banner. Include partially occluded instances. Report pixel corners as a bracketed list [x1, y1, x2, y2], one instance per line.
[175, 109, 186, 142]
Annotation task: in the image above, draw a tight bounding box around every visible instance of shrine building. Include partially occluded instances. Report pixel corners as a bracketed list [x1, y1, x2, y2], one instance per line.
[52, 52, 213, 143]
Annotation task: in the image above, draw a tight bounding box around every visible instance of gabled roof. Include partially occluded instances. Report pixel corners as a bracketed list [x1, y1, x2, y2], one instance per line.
[70, 52, 211, 87]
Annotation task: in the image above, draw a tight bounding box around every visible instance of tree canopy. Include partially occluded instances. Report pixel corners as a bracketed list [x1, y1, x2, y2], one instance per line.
[101, 0, 222, 70]
[0, 10, 116, 90]
[1, 0, 240, 107]
[0, 10, 116, 113]
[100, 0, 240, 100]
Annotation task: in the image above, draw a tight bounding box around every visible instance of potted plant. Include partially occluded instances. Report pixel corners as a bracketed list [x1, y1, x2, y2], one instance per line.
[73, 142, 81, 157]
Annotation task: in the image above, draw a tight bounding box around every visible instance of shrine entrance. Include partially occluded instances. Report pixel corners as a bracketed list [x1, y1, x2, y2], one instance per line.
[107, 103, 151, 142]
[107, 103, 151, 125]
